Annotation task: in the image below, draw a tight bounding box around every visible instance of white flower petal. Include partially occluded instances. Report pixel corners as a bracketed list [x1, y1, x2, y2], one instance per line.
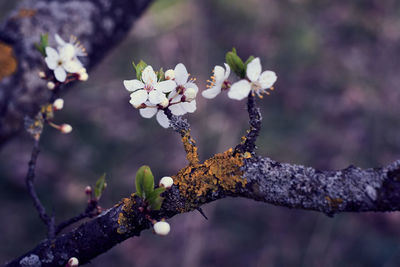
[213, 65, 225, 81]
[45, 57, 57, 70]
[148, 90, 163, 105]
[55, 34, 66, 46]
[60, 44, 76, 61]
[246, 57, 261, 82]
[141, 66, 157, 86]
[45, 47, 59, 59]
[169, 103, 186, 116]
[174, 63, 189, 85]
[129, 90, 148, 107]
[228, 80, 251, 100]
[259, 70, 277, 89]
[124, 79, 144, 92]
[54, 66, 67, 82]
[185, 82, 199, 94]
[156, 80, 176, 93]
[156, 110, 170, 128]
[224, 63, 231, 79]
[139, 107, 157, 118]
[181, 100, 196, 113]
[63, 59, 82, 73]
[202, 87, 221, 99]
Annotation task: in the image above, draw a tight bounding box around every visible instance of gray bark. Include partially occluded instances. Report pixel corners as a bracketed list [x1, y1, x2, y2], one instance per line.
[0, 0, 153, 146]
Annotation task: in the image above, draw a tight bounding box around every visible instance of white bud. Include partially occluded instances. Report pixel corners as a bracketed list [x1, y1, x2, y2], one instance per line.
[67, 257, 79, 267]
[53, 98, 64, 110]
[160, 96, 169, 108]
[165, 69, 175, 80]
[159, 176, 174, 188]
[60, 124, 72, 134]
[47, 81, 55, 90]
[38, 71, 46, 78]
[153, 221, 170, 236]
[184, 87, 197, 101]
[78, 68, 88, 81]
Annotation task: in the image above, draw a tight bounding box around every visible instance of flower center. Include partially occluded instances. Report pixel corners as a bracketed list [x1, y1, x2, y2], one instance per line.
[57, 59, 63, 66]
[144, 84, 154, 92]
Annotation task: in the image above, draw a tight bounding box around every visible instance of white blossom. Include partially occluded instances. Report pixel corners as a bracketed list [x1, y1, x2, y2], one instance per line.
[202, 63, 230, 99]
[228, 57, 277, 100]
[55, 34, 87, 57]
[153, 221, 170, 236]
[124, 66, 175, 108]
[45, 45, 82, 82]
[168, 63, 198, 116]
[159, 176, 174, 188]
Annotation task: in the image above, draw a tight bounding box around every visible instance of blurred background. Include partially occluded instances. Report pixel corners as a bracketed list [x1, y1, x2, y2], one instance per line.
[1, 0, 400, 266]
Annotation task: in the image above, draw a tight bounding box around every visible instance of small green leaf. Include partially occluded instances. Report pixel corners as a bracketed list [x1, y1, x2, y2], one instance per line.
[147, 187, 165, 202]
[35, 33, 48, 57]
[135, 60, 148, 80]
[94, 173, 107, 199]
[40, 33, 48, 48]
[149, 196, 164, 210]
[225, 48, 245, 78]
[135, 165, 155, 199]
[244, 56, 255, 68]
[143, 167, 155, 199]
[157, 68, 164, 81]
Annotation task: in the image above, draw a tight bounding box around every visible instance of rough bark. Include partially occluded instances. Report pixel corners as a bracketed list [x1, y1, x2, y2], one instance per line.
[4, 154, 400, 266]
[0, 0, 153, 147]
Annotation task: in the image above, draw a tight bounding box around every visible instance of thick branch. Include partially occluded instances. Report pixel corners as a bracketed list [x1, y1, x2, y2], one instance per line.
[0, 0, 153, 147]
[6, 154, 400, 266]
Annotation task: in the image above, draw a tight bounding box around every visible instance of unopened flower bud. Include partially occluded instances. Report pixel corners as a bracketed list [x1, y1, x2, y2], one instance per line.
[159, 176, 173, 188]
[38, 71, 46, 79]
[60, 124, 72, 134]
[53, 98, 64, 110]
[160, 97, 169, 108]
[153, 221, 170, 236]
[78, 68, 88, 81]
[184, 87, 197, 101]
[165, 69, 175, 80]
[67, 257, 79, 267]
[85, 186, 92, 195]
[47, 81, 55, 90]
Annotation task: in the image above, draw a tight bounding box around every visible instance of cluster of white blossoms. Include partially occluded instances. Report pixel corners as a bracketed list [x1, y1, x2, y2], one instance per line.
[202, 57, 277, 100]
[44, 34, 88, 83]
[124, 63, 198, 128]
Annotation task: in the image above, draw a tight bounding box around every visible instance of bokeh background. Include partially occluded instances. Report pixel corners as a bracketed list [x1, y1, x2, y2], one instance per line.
[1, 0, 400, 266]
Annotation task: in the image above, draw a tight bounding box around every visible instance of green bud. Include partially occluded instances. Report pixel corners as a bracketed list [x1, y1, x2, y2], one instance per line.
[157, 68, 165, 82]
[225, 48, 245, 78]
[94, 173, 107, 200]
[133, 60, 148, 80]
[35, 33, 49, 57]
[135, 165, 155, 199]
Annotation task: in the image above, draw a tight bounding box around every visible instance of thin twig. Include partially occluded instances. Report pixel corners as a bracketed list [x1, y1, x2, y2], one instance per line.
[25, 137, 53, 235]
[235, 93, 262, 154]
[55, 199, 98, 235]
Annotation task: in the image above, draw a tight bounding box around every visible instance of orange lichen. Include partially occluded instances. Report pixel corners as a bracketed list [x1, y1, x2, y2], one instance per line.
[325, 196, 343, 209]
[0, 42, 17, 81]
[173, 148, 247, 212]
[15, 9, 37, 18]
[181, 130, 199, 165]
[117, 195, 136, 234]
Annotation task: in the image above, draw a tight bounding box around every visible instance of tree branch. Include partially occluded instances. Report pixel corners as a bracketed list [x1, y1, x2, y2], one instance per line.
[6, 152, 400, 266]
[0, 0, 153, 147]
